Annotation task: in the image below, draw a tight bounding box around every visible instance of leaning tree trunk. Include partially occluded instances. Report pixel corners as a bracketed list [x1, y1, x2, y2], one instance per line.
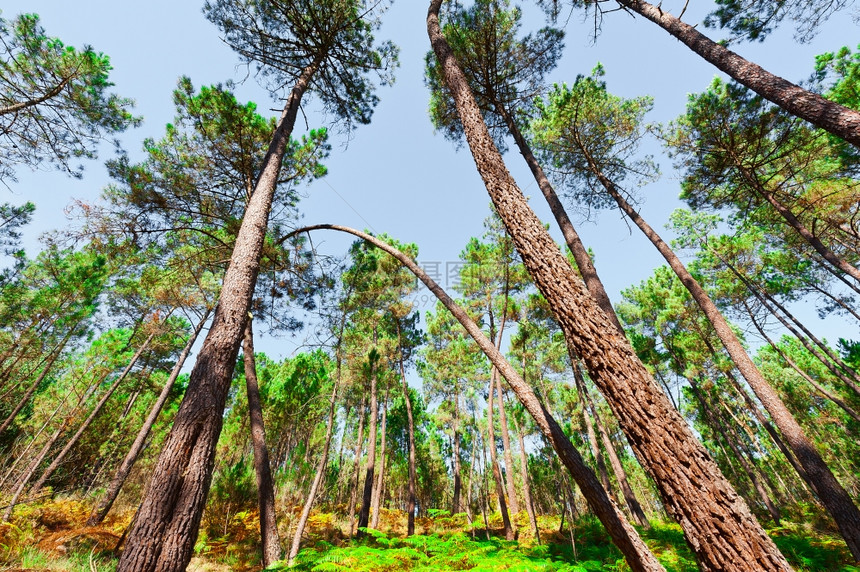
[495, 102, 623, 332]
[452, 389, 463, 515]
[287, 377, 340, 566]
[427, 1, 792, 568]
[575, 366, 615, 503]
[242, 320, 281, 567]
[575, 364, 650, 529]
[582, 142, 860, 560]
[88, 310, 210, 526]
[614, 0, 860, 148]
[31, 332, 155, 494]
[115, 61, 319, 572]
[356, 362, 379, 536]
[286, 223, 664, 572]
[512, 411, 540, 544]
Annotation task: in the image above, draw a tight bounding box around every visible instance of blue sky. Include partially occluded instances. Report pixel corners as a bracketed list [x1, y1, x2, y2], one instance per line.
[3, 0, 858, 358]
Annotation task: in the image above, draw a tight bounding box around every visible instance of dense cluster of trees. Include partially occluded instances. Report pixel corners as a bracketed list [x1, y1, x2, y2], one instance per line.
[0, 1, 859, 571]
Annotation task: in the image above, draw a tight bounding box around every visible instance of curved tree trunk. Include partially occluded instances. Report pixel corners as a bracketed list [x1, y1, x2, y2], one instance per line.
[88, 310, 210, 526]
[614, 0, 860, 148]
[242, 320, 281, 567]
[425, 2, 792, 567]
[115, 61, 318, 572]
[287, 223, 664, 572]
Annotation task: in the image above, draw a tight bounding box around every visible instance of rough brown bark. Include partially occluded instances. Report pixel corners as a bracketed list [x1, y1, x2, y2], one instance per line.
[426, 2, 792, 567]
[88, 311, 209, 526]
[242, 320, 281, 567]
[495, 103, 623, 333]
[576, 366, 651, 529]
[614, 0, 860, 148]
[287, 223, 663, 571]
[115, 61, 317, 572]
[689, 378, 782, 525]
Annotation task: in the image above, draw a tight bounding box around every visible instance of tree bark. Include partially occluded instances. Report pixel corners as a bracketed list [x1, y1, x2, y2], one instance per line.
[579, 140, 860, 560]
[576, 366, 650, 529]
[614, 0, 860, 148]
[88, 310, 210, 525]
[512, 413, 540, 544]
[242, 320, 281, 567]
[452, 390, 463, 515]
[426, 2, 792, 567]
[115, 60, 318, 572]
[495, 370, 520, 515]
[346, 394, 367, 533]
[370, 390, 388, 530]
[356, 359, 378, 536]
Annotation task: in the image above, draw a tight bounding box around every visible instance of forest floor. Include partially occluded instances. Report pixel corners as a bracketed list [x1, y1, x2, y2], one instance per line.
[0, 497, 857, 571]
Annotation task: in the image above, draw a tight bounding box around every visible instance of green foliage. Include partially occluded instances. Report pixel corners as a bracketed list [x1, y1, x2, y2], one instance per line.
[203, 0, 399, 132]
[0, 12, 139, 181]
[703, 0, 849, 43]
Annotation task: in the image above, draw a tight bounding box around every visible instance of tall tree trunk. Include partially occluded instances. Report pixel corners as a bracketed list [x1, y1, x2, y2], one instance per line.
[396, 325, 418, 536]
[452, 389, 463, 515]
[371, 390, 388, 530]
[346, 394, 367, 532]
[426, 3, 792, 567]
[495, 102, 623, 332]
[242, 320, 281, 567]
[576, 366, 650, 529]
[357, 360, 378, 536]
[31, 332, 155, 494]
[287, 377, 339, 566]
[115, 61, 318, 572]
[576, 369, 615, 502]
[613, 0, 860, 148]
[495, 371, 520, 515]
[486, 370, 515, 540]
[0, 339, 69, 436]
[88, 310, 210, 525]
[579, 140, 860, 560]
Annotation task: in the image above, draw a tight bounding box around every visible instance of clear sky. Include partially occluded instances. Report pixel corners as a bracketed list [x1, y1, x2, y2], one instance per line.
[3, 0, 858, 359]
